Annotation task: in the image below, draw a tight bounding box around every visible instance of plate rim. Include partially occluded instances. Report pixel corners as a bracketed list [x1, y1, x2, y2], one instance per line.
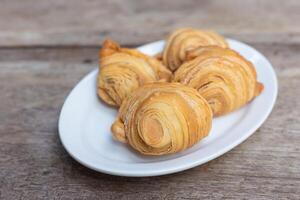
[58, 39, 278, 177]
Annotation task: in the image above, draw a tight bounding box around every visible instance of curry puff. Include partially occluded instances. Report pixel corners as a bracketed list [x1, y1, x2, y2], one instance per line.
[111, 83, 212, 155]
[163, 28, 228, 71]
[97, 39, 172, 107]
[174, 46, 263, 116]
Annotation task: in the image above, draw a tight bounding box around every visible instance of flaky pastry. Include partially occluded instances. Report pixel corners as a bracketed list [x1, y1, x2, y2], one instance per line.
[111, 82, 212, 155]
[97, 39, 172, 106]
[163, 28, 228, 71]
[174, 46, 263, 116]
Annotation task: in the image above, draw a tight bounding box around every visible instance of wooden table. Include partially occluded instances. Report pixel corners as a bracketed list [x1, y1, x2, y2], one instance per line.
[1, 0, 299, 199]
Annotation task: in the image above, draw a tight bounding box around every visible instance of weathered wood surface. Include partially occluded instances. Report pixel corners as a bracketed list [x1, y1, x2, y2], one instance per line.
[0, 43, 300, 199]
[0, 0, 300, 199]
[0, 0, 300, 46]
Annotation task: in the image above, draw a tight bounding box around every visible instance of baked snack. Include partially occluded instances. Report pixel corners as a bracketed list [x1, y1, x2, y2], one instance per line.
[162, 28, 228, 71]
[174, 46, 263, 116]
[111, 82, 212, 155]
[97, 39, 172, 107]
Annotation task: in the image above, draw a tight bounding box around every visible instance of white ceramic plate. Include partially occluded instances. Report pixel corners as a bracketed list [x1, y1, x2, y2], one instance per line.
[59, 39, 277, 177]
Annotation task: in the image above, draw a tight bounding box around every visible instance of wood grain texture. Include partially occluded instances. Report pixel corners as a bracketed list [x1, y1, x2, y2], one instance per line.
[0, 0, 300, 46]
[0, 0, 300, 199]
[0, 43, 300, 199]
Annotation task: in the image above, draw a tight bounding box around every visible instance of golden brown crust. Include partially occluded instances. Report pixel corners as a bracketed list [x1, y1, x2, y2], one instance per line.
[111, 82, 213, 155]
[162, 28, 228, 71]
[173, 46, 263, 116]
[97, 39, 172, 107]
[154, 52, 163, 61]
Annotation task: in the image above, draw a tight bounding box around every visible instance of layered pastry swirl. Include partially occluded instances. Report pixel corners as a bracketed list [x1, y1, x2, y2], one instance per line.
[163, 28, 228, 71]
[97, 39, 172, 107]
[111, 83, 212, 155]
[174, 46, 263, 116]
